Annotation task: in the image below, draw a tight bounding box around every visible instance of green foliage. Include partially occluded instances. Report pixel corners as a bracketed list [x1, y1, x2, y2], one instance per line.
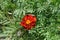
[0, 0, 60, 40]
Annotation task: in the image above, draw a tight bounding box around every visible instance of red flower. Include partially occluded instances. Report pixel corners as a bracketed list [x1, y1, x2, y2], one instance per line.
[20, 14, 37, 30]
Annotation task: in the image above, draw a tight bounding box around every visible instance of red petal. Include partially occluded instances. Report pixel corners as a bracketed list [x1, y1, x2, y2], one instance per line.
[22, 15, 28, 21]
[24, 25, 32, 30]
[20, 21, 26, 27]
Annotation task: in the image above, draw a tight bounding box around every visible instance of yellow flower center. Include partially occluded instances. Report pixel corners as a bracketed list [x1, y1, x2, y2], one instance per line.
[26, 20, 31, 24]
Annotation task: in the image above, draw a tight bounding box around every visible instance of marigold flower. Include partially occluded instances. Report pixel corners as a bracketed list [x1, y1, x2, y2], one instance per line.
[20, 14, 37, 30]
